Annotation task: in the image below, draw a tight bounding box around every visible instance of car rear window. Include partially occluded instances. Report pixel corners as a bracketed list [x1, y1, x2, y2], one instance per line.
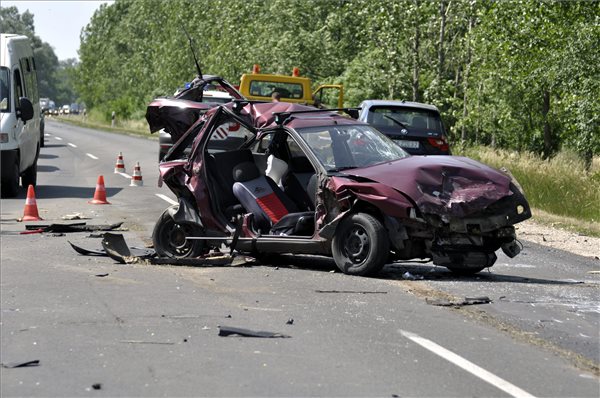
[368, 106, 443, 132]
[249, 80, 304, 99]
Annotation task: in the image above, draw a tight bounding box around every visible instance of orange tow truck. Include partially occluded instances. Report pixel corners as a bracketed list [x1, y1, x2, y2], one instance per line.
[239, 65, 344, 108]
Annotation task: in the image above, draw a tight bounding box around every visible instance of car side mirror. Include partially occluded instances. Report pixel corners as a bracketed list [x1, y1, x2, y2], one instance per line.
[17, 97, 34, 122]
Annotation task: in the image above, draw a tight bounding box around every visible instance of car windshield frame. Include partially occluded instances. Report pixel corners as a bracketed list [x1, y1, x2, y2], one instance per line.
[294, 124, 409, 172]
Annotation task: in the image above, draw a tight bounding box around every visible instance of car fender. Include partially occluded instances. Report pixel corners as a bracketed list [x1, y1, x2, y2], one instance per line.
[168, 196, 204, 229]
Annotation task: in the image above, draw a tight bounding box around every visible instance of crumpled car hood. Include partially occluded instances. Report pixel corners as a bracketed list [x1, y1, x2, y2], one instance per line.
[345, 155, 513, 217]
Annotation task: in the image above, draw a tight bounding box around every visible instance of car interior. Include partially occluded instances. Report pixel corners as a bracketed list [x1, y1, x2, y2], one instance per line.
[203, 125, 317, 237]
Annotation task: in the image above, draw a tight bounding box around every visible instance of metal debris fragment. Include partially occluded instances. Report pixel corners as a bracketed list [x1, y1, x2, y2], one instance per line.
[218, 326, 290, 338]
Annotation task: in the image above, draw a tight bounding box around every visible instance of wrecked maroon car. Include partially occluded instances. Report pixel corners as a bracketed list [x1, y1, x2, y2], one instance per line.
[146, 99, 531, 276]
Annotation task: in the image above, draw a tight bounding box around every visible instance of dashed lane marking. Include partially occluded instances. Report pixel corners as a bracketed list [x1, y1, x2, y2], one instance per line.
[155, 193, 177, 206]
[68, 143, 77, 148]
[117, 172, 132, 179]
[86, 153, 98, 160]
[54, 136, 63, 140]
[399, 330, 536, 398]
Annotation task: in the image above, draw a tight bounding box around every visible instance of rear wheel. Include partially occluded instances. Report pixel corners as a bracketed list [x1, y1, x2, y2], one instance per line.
[152, 206, 207, 258]
[1, 158, 20, 198]
[332, 213, 389, 276]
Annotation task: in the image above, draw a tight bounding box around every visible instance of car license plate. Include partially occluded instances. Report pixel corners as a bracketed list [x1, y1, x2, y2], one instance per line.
[395, 140, 419, 149]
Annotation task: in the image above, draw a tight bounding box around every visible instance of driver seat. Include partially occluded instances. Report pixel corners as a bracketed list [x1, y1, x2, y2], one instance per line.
[232, 161, 313, 236]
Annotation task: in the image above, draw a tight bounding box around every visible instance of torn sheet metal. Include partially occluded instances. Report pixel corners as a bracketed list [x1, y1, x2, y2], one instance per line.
[1, 360, 40, 368]
[218, 326, 290, 338]
[25, 222, 124, 233]
[69, 240, 155, 257]
[91, 233, 238, 267]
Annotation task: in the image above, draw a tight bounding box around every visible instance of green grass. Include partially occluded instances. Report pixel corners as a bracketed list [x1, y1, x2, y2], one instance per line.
[52, 113, 152, 139]
[457, 146, 600, 227]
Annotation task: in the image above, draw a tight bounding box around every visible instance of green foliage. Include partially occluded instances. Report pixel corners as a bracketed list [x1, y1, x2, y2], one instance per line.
[73, 0, 599, 164]
[460, 146, 600, 223]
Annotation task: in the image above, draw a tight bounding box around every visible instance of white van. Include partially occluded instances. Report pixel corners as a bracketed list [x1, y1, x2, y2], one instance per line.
[0, 34, 41, 197]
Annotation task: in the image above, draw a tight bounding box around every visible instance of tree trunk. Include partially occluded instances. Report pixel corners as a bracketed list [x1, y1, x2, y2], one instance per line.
[412, 0, 420, 102]
[461, 5, 473, 144]
[542, 89, 552, 157]
[437, 0, 447, 89]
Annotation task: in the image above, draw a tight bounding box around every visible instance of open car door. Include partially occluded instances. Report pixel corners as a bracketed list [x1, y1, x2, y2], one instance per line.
[313, 84, 344, 109]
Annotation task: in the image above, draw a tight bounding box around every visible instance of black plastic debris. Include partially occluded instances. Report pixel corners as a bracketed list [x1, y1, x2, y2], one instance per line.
[315, 290, 388, 294]
[218, 326, 290, 338]
[286, 318, 294, 325]
[25, 222, 123, 233]
[92, 383, 102, 390]
[1, 360, 40, 368]
[426, 296, 492, 307]
[94, 273, 109, 277]
[69, 239, 155, 258]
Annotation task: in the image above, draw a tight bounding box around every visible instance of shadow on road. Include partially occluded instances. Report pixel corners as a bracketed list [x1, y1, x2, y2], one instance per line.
[43, 143, 66, 148]
[256, 255, 583, 286]
[39, 153, 58, 159]
[38, 165, 60, 172]
[34, 185, 123, 199]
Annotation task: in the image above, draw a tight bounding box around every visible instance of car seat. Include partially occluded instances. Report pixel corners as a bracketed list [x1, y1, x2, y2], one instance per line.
[232, 161, 314, 235]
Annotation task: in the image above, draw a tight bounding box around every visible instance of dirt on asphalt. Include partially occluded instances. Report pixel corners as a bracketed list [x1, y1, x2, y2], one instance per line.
[516, 219, 600, 260]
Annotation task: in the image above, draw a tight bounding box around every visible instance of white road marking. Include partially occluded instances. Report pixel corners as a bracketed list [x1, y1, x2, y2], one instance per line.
[117, 172, 132, 179]
[54, 136, 63, 140]
[155, 193, 177, 206]
[400, 330, 535, 398]
[68, 143, 77, 148]
[44, 133, 50, 137]
[86, 153, 98, 160]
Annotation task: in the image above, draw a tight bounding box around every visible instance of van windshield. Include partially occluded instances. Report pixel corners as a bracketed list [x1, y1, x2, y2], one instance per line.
[0, 67, 9, 112]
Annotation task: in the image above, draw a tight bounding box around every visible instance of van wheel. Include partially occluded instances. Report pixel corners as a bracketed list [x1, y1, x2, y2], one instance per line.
[21, 158, 37, 188]
[332, 213, 389, 276]
[1, 159, 20, 198]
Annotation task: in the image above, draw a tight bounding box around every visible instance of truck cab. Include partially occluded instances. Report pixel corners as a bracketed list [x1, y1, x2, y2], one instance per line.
[1, 34, 41, 197]
[239, 65, 344, 108]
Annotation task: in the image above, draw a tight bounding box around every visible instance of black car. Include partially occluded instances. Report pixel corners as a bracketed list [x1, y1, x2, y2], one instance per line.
[358, 100, 450, 155]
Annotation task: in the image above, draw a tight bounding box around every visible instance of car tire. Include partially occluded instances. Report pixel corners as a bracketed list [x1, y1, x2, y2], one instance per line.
[332, 212, 389, 276]
[1, 158, 20, 198]
[152, 206, 207, 258]
[21, 157, 37, 188]
[40, 121, 45, 148]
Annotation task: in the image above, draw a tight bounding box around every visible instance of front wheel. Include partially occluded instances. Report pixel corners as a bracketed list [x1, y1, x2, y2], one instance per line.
[332, 213, 389, 276]
[152, 206, 207, 258]
[1, 158, 20, 198]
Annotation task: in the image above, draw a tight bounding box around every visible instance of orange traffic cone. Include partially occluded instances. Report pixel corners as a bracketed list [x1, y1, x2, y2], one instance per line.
[21, 185, 43, 221]
[89, 175, 111, 204]
[114, 152, 125, 173]
[130, 162, 143, 186]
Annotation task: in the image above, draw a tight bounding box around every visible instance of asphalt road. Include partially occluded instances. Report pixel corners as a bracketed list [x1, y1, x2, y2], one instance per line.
[1, 120, 598, 397]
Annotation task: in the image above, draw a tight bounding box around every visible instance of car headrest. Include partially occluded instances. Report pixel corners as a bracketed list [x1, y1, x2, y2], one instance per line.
[233, 161, 260, 182]
[266, 155, 288, 186]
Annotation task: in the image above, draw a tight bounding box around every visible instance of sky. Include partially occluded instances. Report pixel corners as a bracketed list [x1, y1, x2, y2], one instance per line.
[2, 0, 113, 61]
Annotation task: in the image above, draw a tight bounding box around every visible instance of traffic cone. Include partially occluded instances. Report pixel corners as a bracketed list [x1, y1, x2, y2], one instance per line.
[21, 185, 43, 221]
[89, 175, 111, 204]
[114, 152, 125, 173]
[130, 162, 143, 186]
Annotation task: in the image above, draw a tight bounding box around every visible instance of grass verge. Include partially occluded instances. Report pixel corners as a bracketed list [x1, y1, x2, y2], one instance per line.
[457, 146, 599, 234]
